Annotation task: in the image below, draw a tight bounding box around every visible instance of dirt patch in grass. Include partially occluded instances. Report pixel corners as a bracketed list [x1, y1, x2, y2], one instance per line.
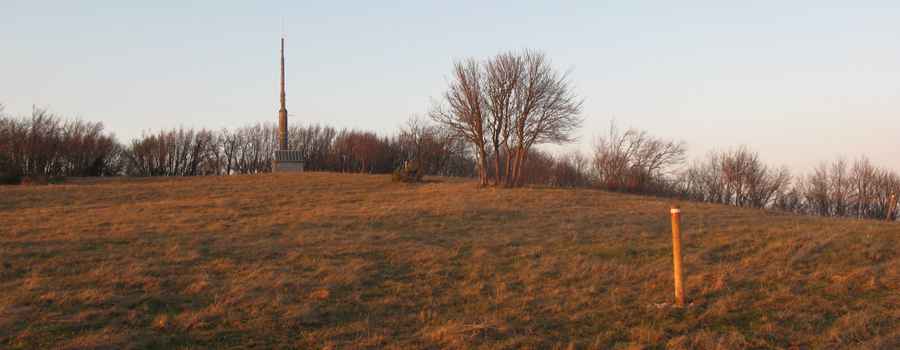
[1, 172, 899, 348]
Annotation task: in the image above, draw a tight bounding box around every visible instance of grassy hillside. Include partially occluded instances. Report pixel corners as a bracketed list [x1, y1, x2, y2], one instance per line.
[1, 173, 899, 349]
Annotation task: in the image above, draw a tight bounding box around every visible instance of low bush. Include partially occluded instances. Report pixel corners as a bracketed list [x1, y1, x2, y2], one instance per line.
[20, 174, 48, 186]
[392, 163, 423, 183]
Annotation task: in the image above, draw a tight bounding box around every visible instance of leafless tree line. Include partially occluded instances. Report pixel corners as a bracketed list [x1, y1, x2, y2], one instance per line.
[519, 148, 594, 188]
[3, 100, 897, 222]
[126, 127, 219, 176]
[585, 120, 898, 220]
[0, 103, 476, 181]
[782, 156, 900, 220]
[0, 105, 125, 184]
[124, 121, 477, 177]
[676, 146, 793, 208]
[398, 115, 475, 177]
[122, 117, 900, 221]
[431, 49, 584, 187]
[665, 149, 899, 220]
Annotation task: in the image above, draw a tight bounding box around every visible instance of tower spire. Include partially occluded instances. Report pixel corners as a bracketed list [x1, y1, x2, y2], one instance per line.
[272, 20, 304, 173]
[278, 19, 288, 151]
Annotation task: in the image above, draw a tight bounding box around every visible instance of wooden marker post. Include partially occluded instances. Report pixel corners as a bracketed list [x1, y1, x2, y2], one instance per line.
[889, 195, 896, 221]
[670, 205, 685, 307]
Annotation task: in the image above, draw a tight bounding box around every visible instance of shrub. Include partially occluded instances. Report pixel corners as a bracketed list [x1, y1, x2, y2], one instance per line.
[20, 174, 48, 186]
[392, 163, 423, 183]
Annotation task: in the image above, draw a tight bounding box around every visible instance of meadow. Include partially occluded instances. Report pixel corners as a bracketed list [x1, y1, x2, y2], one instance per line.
[1, 173, 899, 349]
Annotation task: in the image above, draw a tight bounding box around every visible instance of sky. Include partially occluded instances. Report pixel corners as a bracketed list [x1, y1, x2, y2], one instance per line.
[2, 1, 898, 175]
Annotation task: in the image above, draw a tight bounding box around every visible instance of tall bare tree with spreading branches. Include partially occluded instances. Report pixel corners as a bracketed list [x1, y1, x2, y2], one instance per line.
[431, 57, 490, 186]
[431, 49, 583, 187]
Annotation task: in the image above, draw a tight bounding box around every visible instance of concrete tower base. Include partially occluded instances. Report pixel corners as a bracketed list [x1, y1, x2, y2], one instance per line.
[273, 150, 304, 173]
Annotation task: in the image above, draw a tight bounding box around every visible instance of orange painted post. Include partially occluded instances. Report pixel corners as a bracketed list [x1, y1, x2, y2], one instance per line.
[889, 195, 896, 221]
[671, 205, 685, 307]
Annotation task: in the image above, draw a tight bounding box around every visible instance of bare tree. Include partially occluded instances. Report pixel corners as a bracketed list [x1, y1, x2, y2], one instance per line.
[800, 162, 832, 217]
[684, 146, 792, 208]
[845, 156, 900, 220]
[329, 129, 401, 174]
[798, 155, 900, 219]
[234, 122, 277, 174]
[799, 157, 851, 217]
[483, 51, 522, 186]
[0, 105, 28, 183]
[828, 157, 852, 217]
[289, 123, 337, 172]
[431, 49, 583, 187]
[399, 114, 437, 169]
[59, 118, 123, 176]
[125, 126, 217, 176]
[772, 186, 805, 213]
[427, 126, 475, 177]
[332, 128, 360, 173]
[354, 131, 386, 174]
[519, 148, 594, 188]
[851, 156, 879, 218]
[25, 106, 63, 177]
[397, 114, 474, 176]
[592, 120, 688, 192]
[431, 57, 490, 186]
[216, 128, 241, 175]
[507, 50, 583, 187]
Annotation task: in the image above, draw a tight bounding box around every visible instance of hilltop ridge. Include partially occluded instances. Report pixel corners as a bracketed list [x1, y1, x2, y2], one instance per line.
[1, 173, 898, 348]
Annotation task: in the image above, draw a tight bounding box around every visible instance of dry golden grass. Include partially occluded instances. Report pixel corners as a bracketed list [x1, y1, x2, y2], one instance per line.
[1, 172, 899, 349]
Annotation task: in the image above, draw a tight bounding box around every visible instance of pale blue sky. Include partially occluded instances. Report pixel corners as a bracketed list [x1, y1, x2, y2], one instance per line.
[2, 1, 898, 174]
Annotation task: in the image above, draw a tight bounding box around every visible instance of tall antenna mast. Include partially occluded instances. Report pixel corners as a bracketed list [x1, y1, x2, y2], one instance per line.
[272, 19, 304, 173]
[278, 19, 288, 151]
